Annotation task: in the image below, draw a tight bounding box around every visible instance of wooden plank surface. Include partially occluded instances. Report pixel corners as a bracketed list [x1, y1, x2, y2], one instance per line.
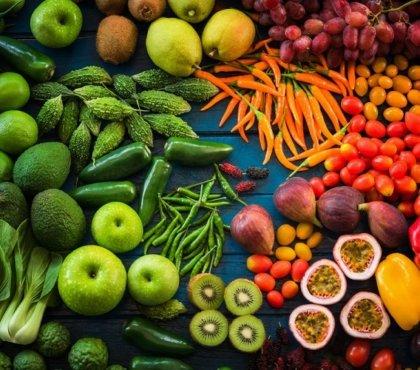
[1, 1, 418, 368]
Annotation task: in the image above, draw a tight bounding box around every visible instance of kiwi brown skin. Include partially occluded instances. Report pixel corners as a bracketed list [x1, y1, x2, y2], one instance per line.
[96, 15, 138, 65]
[128, 0, 166, 22]
[95, 0, 128, 15]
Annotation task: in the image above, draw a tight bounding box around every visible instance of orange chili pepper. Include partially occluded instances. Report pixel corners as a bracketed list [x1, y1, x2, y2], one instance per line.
[251, 67, 276, 89]
[261, 53, 281, 88]
[309, 85, 340, 132]
[286, 79, 305, 146]
[319, 88, 348, 126]
[219, 97, 240, 127]
[348, 60, 356, 91]
[235, 79, 283, 98]
[218, 74, 255, 83]
[194, 70, 240, 100]
[200, 91, 229, 111]
[274, 132, 305, 171]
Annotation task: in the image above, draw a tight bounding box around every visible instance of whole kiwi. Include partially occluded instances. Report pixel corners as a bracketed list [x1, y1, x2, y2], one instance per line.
[96, 15, 138, 65]
[128, 0, 166, 22]
[95, 0, 127, 15]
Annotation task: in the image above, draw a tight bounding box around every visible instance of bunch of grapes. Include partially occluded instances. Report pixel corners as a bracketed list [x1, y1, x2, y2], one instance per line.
[241, 0, 420, 67]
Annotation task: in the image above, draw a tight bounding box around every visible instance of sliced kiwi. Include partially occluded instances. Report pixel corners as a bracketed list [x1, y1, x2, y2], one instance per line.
[189, 310, 228, 347]
[188, 273, 225, 310]
[224, 278, 262, 316]
[229, 314, 266, 353]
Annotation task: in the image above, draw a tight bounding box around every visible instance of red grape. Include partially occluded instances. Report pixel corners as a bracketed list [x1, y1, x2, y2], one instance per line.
[311, 31, 331, 54]
[387, 10, 409, 23]
[366, 0, 382, 13]
[358, 25, 376, 50]
[377, 41, 390, 57]
[296, 49, 311, 62]
[344, 48, 359, 61]
[258, 11, 274, 26]
[241, 0, 255, 10]
[405, 39, 420, 59]
[360, 40, 378, 59]
[350, 2, 370, 16]
[285, 25, 302, 41]
[268, 25, 286, 41]
[293, 35, 312, 53]
[301, 0, 321, 13]
[331, 34, 344, 48]
[359, 54, 375, 66]
[408, 21, 420, 47]
[303, 18, 324, 35]
[331, 0, 351, 18]
[345, 11, 368, 28]
[391, 22, 407, 43]
[270, 4, 287, 25]
[320, 8, 336, 22]
[285, 1, 306, 20]
[327, 47, 344, 68]
[375, 21, 394, 43]
[263, 0, 280, 10]
[254, 0, 267, 12]
[280, 40, 295, 63]
[324, 17, 346, 34]
[343, 25, 359, 50]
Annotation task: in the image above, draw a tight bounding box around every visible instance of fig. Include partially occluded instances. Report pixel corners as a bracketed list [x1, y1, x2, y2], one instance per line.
[358, 201, 408, 248]
[289, 304, 335, 350]
[333, 233, 382, 280]
[230, 204, 275, 255]
[340, 291, 390, 339]
[300, 259, 347, 305]
[273, 177, 321, 227]
[317, 186, 364, 234]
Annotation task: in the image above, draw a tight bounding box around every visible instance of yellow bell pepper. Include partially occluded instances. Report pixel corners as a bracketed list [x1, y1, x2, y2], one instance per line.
[375, 253, 420, 331]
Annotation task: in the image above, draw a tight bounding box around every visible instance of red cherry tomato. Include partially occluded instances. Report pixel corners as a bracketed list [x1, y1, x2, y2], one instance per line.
[414, 195, 420, 216]
[379, 142, 397, 157]
[349, 114, 366, 133]
[352, 173, 375, 192]
[322, 171, 341, 187]
[309, 177, 325, 198]
[347, 158, 367, 175]
[357, 138, 379, 157]
[375, 174, 395, 197]
[412, 143, 420, 160]
[399, 151, 416, 168]
[365, 187, 384, 202]
[410, 164, 420, 183]
[266, 290, 284, 308]
[340, 143, 359, 161]
[324, 154, 347, 172]
[290, 259, 309, 282]
[345, 339, 371, 368]
[254, 273, 276, 292]
[371, 155, 393, 171]
[405, 111, 420, 134]
[340, 166, 358, 186]
[365, 120, 386, 138]
[394, 176, 417, 195]
[386, 121, 407, 137]
[385, 137, 405, 153]
[341, 96, 364, 115]
[398, 201, 415, 218]
[343, 132, 362, 146]
[404, 134, 420, 148]
[370, 348, 395, 370]
[389, 160, 408, 179]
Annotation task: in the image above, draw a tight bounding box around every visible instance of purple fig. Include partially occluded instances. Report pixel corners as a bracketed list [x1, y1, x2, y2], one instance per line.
[274, 177, 321, 227]
[358, 201, 408, 248]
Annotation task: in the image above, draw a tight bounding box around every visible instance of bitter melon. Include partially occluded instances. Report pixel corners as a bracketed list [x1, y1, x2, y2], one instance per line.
[162, 78, 220, 102]
[85, 97, 135, 120]
[31, 82, 74, 101]
[131, 68, 179, 89]
[73, 85, 117, 100]
[136, 90, 191, 115]
[125, 112, 153, 148]
[58, 98, 80, 145]
[143, 113, 198, 139]
[58, 66, 113, 88]
[36, 95, 64, 136]
[79, 104, 101, 136]
[69, 122, 92, 175]
[92, 121, 126, 161]
[112, 74, 136, 99]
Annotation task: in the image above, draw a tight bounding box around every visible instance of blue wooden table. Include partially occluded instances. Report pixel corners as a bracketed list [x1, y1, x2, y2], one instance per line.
[2, 1, 418, 368]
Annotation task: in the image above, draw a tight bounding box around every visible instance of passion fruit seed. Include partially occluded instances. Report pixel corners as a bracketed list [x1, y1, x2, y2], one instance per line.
[307, 265, 341, 298]
[347, 298, 383, 333]
[341, 239, 375, 273]
[295, 310, 329, 344]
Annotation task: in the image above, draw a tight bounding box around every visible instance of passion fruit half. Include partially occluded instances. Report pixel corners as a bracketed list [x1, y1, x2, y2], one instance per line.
[333, 233, 382, 281]
[300, 259, 347, 305]
[289, 304, 335, 350]
[340, 291, 390, 339]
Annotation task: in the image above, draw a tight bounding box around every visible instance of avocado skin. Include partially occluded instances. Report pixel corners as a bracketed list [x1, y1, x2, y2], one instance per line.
[0, 182, 28, 228]
[12, 142, 71, 196]
[31, 189, 86, 252]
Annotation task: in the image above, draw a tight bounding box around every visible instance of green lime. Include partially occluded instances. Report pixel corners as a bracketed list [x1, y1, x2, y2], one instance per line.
[0, 72, 30, 112]
[0, 110, 38, 155]
[0, 150, 13, 181]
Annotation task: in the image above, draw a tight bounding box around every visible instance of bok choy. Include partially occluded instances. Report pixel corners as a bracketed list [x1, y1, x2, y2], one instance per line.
[0, 219, 62, 345]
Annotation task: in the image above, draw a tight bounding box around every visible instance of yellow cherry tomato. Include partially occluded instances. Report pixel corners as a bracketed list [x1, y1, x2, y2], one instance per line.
[372, 57, 387, 73]
[355, 77, 368, 97]
[356, 64, 371, 78]
[276, 224, 296, 246]
[385, 64, 398, 78]
[392, 75, 412, 94]
[296, 222, 313, 240]
[369, 86, 386, 105]
[408, 65, 420, 81]
[383, 107, 404, 122]
[386, 90, 407, 108]
[378, 75, 393, 89]
[408, 90, 420, 106]
[306, 231, 323, 249]
[410, 105, 420, 115]
[294, 242, 312, 261]
[275, 246, 296, 261]
[414, 81, 420, 90]
[368, 73, 382, 88]
[393, 54, 409, 71]
[363, 102, 379, 120]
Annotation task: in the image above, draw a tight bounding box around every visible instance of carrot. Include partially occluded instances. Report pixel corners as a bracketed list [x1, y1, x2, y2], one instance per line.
[261, 53, 281, 88]
[213, 64, 246, 73]
[309, 85, 340, 132]
[219, 74, 255, 83]
[200, 91, 229, 111]
[340, 61, 346, 79]
[274, 132, 305, 171]
[251, 67, 276, 89]
[235, 79, 283, 98]
[231, 109, 253, 136]
[219, 97, 240, 127]
[319, 88, 348, 126]
[335, 79, 348, 96]
[286, 79, 305, 147]
[286, 72, 342, 94]
[194, 70, 240, 100]
[348, 60, 356, 91]
[293, 81, 319, 149]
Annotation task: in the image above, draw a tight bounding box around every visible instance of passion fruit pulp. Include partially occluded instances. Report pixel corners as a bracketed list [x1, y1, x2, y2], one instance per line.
[300, 259, 347, 305]
[333, 233, 382, 281]
[289, 304, 335, 350]
[340, 291, 390, 339]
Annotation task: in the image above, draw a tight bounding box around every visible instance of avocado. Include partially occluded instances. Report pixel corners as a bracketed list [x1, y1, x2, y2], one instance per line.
[13, 141, 71, 195]
[0, 182, 28, 228]
[31, 189, 86, 252]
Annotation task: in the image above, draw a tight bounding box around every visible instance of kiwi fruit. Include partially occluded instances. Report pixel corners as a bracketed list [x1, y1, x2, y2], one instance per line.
[96, 15, 139, 65]
[189, 310, 228, 347]
[224, 278, 262, 316]
[228, 314, 266, 353]
[95, 0, 127, 15]
[128, 0, 166, 22]
[188, 273, 225, 310]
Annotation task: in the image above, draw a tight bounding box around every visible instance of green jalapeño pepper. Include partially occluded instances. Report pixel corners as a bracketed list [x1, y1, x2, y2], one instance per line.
[0, 36, 55, 82]
[68, 181, 137, 208]
[163, 137, 233, 166]
[138, 156, 172, 226]
[129, 356, 194, 370]
[123, 317, 195, 357]
[79, 142, 152, 183]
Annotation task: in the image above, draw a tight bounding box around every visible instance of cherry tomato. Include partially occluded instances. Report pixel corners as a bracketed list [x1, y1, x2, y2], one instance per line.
[369, 86, 386, 105]
[385, 137, 405, 153]
[309, 177, 325, 198]
[343, 132, 362, 146]
[322, 171, 341, 187]
[410, 163, 420, 183]
[281, 280, 299, 299]
[348, 114, 366, 133]
[254, 273, 276, 292]
[365, 187, 384, 202]
[405, 111, 420, 134]
[375, 174, 395, 197]
[370, 348, 395, 370]
[386, 121, 407, 138]
[394, 176, 417, 195]
[290, 259, 309, 282]
[266, 290, 284, 308]
[341, 96, 364, 115]
[365, 120, 386, 138]
[324, 154, 346, 172]
[352, 173, 375, 192]
[371, 155, 393, 171]
[392, 75, 412, 94]
[340, 143, 359, 161]
[386, 90, 407, 108]
[412, 143, 420, 160]
[347, 158, 367, 175]
[405, 134, 420, 148]
[383, 107, 404, 122]
[414, 195, 420, 216]
[398, 201, 415, 218]
[340, 166, 358, 186]
[379, 142, 397, 157]
[378, 75, 393, 89]
[357, 138, 379, 157]
[355, 76, 368, 97]
[399, 151, 416, 168]
[363, 102, 379, 120]
[389, 160, 408, 179]
[345, 339, 371, 368]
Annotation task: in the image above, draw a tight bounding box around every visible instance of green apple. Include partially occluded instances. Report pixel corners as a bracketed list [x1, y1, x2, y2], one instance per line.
[58, 245, 127, 316]
[91, 202, 143, 254]
[30, 0, 83, 48]
[168, 0, 215, 23]
[127, 254, 179, 306]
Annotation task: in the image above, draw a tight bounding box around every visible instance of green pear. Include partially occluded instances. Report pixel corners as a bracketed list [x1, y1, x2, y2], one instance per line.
[201, 8, 256, 62]
[168, 0, 215, 23]
[146, 17, 202, 77]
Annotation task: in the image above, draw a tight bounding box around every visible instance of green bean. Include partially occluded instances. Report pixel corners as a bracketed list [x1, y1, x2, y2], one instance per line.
[190, 245, 217, 277]
[183, 242, 205, 260]
[213, 233, 224, 268]
[207, 217, 215, 249]
[201, 253, 212, 274]
[142, 216, 167, 241]
[168, 231, 185, 262]
[159, 197, 184, 221]
[161, 224, 181, 258]
[178, 225, 206, 250]
[203, 200, 232, 207]
[213, 212, 225, 239]
[180, 250, 205, 277]
[201, 175, 216, 203]
[179, 200, 201, 232]
[143, 223, 166, 254]
[213, 163, 247, 206]
[223, 224, 231, 232]
[152, 215, 180, 246]
[175, 187, 201, 199]
[186, 216, 213, 252]
[162, 196, 197, 206]
[189, 209, 213, 228]
[173, 206, 193, 212]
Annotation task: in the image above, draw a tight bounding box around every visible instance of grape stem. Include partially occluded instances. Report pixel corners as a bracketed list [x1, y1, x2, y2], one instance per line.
[382, 0, 420, 13]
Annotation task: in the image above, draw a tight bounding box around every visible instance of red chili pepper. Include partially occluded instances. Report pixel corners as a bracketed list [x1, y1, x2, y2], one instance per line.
[408, 216, 420, 254]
